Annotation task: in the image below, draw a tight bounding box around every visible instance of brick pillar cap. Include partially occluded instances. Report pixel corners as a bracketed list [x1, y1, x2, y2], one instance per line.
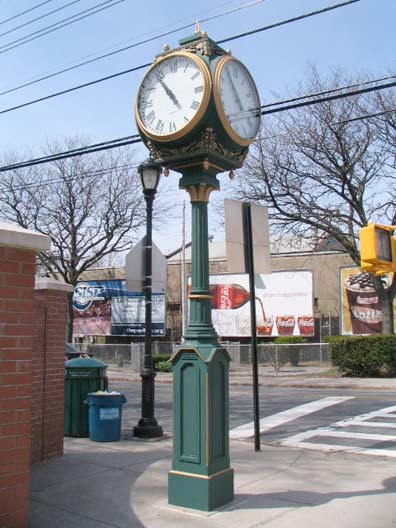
[35, 277, 74, 292]
[0, 222, 50, 251]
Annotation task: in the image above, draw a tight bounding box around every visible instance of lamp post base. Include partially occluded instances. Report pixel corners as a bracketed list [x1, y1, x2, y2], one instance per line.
[133, 418, 163, 439]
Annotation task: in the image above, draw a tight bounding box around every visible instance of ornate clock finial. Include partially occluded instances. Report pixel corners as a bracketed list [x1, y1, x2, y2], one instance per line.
[163, 43, 170, 52]
[195, 20, 200, 33]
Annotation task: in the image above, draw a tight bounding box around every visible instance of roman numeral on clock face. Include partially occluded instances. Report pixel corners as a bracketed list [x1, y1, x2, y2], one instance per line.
[155, 119, 164, 133]
[190, 100, 200, 110]
[194, 85, 203, 93]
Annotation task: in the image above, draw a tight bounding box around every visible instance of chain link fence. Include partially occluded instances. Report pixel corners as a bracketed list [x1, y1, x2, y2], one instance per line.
[74, 341, 330, 372]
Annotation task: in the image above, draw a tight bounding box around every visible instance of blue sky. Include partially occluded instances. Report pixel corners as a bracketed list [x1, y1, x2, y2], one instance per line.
[0, 0, 395, 253]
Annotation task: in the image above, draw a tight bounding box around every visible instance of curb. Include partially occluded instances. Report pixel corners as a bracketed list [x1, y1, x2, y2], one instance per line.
[107, 373, 396, 391]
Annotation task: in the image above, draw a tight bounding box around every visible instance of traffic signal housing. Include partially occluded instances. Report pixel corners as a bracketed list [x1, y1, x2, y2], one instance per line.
[359, 224, 396, 275]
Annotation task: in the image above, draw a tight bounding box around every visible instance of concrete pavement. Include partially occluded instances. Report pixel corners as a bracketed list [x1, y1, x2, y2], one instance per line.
[29, 433, 396, 527]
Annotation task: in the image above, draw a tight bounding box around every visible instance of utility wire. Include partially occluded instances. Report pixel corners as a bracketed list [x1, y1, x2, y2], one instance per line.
[1, 79, 396, 174]
[0, 0, 265, 97]
[335, 107, 396, 125]
[10, 162, 140, 192]
[0, 0, 81, 39]
[262, 75, 396, 109]
[0, 137, 142, 172]
[218, 0, 360, 44]
[0, 1, 54, 27]
[3, 134, 140, 169]
[0, 0, 125, 55]
[261, 79, 396, 115]
[0, 0, 360, 116]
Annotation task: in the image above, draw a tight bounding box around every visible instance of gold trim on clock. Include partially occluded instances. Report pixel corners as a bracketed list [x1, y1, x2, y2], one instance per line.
[213, 55, 261, 147]
[135, 51, 212, 143]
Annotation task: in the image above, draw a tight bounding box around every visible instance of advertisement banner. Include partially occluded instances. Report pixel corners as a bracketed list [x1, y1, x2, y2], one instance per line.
[72, 280, 165, 336]
[340, 267, 396, 335]
[201, 270, 314, 338]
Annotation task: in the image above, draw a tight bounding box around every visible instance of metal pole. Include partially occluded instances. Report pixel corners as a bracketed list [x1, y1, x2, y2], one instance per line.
[133, 190, 163, 439]
[243, 202, 260, 452]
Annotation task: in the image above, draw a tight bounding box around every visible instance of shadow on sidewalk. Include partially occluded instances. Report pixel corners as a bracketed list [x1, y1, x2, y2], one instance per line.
[231, 476, 396, 510]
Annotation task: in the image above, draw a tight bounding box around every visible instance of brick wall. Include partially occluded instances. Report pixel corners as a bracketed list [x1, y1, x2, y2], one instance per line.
[0, 247, 37, 528]
[31, 282, 72, 464]
[0, 223, 50, 528]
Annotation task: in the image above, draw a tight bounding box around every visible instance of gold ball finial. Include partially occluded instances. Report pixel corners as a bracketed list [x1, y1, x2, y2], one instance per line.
[163, 168, 169, 177]
[163, 43, 170, 52]
[201, 30, 207, 37]
[227, 49, 232, 55]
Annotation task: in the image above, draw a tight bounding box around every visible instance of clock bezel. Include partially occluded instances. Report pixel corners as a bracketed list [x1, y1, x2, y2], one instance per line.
[135, 51, 212, 143]
[213, 55, 261, 147]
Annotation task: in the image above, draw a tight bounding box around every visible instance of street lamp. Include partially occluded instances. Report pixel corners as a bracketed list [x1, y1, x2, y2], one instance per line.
[133, 157, 163, 439]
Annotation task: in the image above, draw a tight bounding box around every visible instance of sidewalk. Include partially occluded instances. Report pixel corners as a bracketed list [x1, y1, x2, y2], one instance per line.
[29, 434, 396, 527]
[106, 364, 396, 391]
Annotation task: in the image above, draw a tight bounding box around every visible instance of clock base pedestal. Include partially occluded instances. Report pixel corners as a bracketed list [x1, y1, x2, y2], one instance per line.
[168, 468, 234, 511]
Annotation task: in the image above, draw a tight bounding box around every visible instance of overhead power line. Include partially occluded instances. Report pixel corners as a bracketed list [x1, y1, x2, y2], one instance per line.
[261, 80, 396, 115]
[0, 0, 81, 39]
[217, 0, 360, 44]
[0, 1, 54, 27]
[0, 0, 125, 56]
[335, 107, 396, 125]
[0, 0, 360, 116]
[1, 78, 395, 174]
[0, 136, 142, 173]
[262, 75, 396, 109]
[11, 161, 140, 192]
[0, 0, 266, 98]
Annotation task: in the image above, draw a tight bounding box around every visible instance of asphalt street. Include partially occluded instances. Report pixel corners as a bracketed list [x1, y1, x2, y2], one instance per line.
[115, 382, 396, 457]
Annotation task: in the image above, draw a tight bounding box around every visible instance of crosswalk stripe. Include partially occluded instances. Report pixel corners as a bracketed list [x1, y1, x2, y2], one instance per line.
[315, 430, 396, 441]
[229, 396, 354, 439]
[339, 421, 396, 429]
[280, 403, 396, 457]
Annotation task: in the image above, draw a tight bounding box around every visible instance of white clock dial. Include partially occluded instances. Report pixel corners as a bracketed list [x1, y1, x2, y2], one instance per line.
[215, 57, 261, 145]
[136, 53, 210, 140]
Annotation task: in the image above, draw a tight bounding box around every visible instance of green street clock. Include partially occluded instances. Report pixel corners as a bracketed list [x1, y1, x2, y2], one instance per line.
[134, 30, 260, 513]
[135, 51, 212, 141]
[135, 31, 261, 174]
[213, 55, 261, 146]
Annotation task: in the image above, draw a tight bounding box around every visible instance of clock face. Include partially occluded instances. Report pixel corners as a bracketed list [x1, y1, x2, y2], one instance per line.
[136, 52, 211, 141]
[214, 56, 261, 145]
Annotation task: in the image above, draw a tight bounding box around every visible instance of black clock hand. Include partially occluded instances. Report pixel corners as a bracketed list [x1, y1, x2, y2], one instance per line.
[158, 77, 182, 110]
[226, 68, 244, 112]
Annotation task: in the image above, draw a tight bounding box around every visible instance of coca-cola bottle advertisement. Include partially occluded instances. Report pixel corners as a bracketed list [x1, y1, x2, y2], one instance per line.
[195, 271, 314, 338]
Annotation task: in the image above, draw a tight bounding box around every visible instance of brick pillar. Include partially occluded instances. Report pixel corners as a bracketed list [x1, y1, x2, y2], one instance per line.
[31, 279, 73, 464]
[0, 223, 50, 528]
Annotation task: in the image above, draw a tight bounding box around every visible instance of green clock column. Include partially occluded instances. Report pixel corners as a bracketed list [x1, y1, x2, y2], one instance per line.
[168, 169, 233, 511]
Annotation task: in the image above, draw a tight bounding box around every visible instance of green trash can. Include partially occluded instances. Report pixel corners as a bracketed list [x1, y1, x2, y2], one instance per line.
[64, 357, 108, 437]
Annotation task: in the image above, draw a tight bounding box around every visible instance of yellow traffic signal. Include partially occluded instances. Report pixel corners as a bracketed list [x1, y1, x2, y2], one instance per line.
[359, 224, 396, 275]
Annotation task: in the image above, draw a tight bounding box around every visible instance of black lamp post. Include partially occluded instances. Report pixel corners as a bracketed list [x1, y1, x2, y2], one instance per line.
[133, 157, 163, 439]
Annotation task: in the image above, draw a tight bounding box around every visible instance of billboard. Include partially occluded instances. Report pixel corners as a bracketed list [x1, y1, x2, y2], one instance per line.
[72, 280, 165, 336]
[340, 267, 396, 335]
[198, 270, 314, 338]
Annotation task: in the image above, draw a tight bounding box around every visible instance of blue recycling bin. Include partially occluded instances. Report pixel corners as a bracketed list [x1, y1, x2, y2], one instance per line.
[85, 393, 127, 442]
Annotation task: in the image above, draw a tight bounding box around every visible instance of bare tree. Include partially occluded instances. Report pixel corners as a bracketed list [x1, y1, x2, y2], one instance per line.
[0, 138, 146, 340]
[236, 68, 396, 333]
